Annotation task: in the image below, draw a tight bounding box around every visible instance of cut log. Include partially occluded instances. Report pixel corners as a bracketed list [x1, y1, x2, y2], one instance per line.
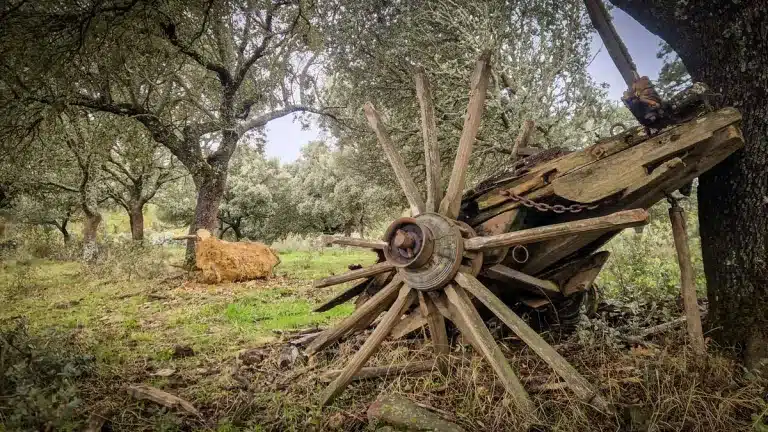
[322, 235, 387, 250]
[443, 284, 533, 413]
[367, 394, 466, 432]
[306, 276, 403, 355]
[415, 66, 442, 213]
[313, 261, 394, 288]
[454, 272, 612, 413]
[668, 200, 705, 354]
[364, 103, 425, 216]
[439, 51, 492, 219]
[484, 264, 561, 296]
[319, 360, 440, 383]
[127, 384, 201, 417]
[465, 209, 649, 251]
[321, 285, 416, 406]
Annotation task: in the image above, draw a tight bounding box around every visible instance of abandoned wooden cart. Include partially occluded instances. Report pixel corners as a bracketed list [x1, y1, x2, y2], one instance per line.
[303, 52, 743, 412]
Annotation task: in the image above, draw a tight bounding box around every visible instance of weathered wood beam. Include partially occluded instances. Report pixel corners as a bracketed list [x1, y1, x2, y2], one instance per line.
[419, 291, 449, 373]
[319, 360, 441, 383]
[439, 51, 492, 219]
[321, 235, 387, 250]
[306, 276, 402, 355]
[484, 264, 561, 296]
[415, 66, 442, 213]
[313, 272, 391, 313]
[511, 119, 535, 160]
[390, 309, 428, 339]
[364, 102, 425, 216]
[454, 272, 612, 413]
[465, 209, 649, 251]
[313, 261, 394, 288]
[320, 285, 416, 406]
[443, 283, 534, 414]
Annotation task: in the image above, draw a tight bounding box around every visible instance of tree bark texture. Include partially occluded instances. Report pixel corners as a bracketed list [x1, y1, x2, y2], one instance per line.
[128, 203, 145, 242]
[611, 0, 768, 368]
[82, 211, 102, 262]
[185, 167, 228, 265]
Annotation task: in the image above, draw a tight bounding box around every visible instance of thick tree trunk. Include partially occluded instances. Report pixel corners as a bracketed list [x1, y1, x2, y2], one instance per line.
[611, 0, 768, 370]
[82, 211, 102, 262]
[128, 203, 145, 242]
[185, 168, 228, 265]
[57, 219, 70, 243]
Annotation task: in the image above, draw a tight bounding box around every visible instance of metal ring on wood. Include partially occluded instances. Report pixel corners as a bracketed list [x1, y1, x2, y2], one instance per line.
[610, 122, 628, 136]
[510, 245, 529, 263]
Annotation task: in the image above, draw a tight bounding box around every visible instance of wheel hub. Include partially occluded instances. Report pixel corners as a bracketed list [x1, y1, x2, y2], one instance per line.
[383, 213, 464, 291]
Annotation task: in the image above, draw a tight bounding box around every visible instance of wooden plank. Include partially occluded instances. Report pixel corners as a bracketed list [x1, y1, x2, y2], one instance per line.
[313, 261, 394, 288]
[390, 310, 428, 339]
[320, 285, 416, 406]
[439, 51, 492, 219]
[415, 66, 442, 213]
[314, 280, 369, 313]
[464, 209, 648, 251]
[443, 284, 534, 413]
[319, 360, 440, 383]
[484, 264, 561, 296]
[454, 272, 612, 413]
[511, 119, 535, 159]
[562, 252, 610, 296]
[668, 201, 705, 354]
[322, 235, 387, 249]
[305, 276, 402, 355]
[364, 102, 425, 216]
[419, 292, 449, 370]
[552, 107, 742, 203]
[621, 157, 685, 202]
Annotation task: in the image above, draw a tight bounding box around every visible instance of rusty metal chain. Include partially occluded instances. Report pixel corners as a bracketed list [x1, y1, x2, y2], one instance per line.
[500, 190, 600, 214]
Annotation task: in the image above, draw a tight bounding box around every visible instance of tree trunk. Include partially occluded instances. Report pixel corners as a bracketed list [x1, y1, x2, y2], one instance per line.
[611, 0, 768, 370]
[185, 168, 228, 265]
[231, 223, 243, 241]
[57, 219, 70, 243]
[82, 211, 102, 262]
[128, 202, 145, 242]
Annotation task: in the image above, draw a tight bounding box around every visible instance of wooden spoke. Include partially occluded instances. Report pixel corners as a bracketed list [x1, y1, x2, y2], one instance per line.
[320, 284, 416, 406]
[415, 66, 442, 212]
[312, 261, 394, 288]
[390, 309, 428, 340]
[313, 271, 393, 313]
[418, 292, 449, 356]
[321, 235, 387, 250]
[364, 102, 425, 216]
[439, 51, 492, 219]
[306, 276, 403, 355]
[443, 283, 534, 413]
[454, 272, 612, 412]
[484, 264, 561, 296]
[464, 209, 649, 251]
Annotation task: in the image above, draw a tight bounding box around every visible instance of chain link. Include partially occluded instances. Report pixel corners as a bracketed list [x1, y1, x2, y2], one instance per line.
[500, 190, 600, 213]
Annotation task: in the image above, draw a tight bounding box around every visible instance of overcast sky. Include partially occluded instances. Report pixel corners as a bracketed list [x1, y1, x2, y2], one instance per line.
[262, 8, 664, 163]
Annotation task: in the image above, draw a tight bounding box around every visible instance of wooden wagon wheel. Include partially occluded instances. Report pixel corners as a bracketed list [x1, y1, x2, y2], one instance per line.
[307, 52, 648, 413]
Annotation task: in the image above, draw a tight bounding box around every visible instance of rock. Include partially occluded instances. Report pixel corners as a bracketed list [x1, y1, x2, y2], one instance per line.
[126, 384, 200, 417]
[238, 348, 266, 366]
[152, 368, 176, 377]
[367, 394, 466, 432]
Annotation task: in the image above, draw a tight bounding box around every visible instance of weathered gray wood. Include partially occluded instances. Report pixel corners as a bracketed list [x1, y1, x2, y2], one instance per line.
[419, 292, 449, 355]
[306, 276, 402, 355]
[439, 51, 492, 219]
[668, 201, 705, 354]
[321, 235, 387, 249]
[320, 285, 416, 406]
[390, 310, 428, 339]
[484, 264, 561, 296]
[319, 360, 440, 383]
[443, 283, 533, 413]
[415, 66, 442, 213]
[364, 102, 425, 216]
[313, 261, 394, 288]
[465, 209, 649, 251]
[562, 253, 610, 296]
[511, 119, 535, 159]
[127, 384, 201, 417]
[368, 394, 467, 432]
[454, 272, 612, 413]
[314, 273, 390, 313]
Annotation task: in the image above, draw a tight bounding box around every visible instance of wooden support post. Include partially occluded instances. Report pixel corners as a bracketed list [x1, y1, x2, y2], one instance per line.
[511, 119, 535, 160]
[668, 198, 705, 354]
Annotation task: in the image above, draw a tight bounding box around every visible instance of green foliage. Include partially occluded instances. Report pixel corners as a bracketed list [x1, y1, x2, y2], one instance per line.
[656, 42, 691, 99]
[0, 319, 94, 431]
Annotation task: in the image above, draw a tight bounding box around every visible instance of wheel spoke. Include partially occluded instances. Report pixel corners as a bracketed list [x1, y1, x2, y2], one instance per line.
[363, 102, 425, 216]
[322, 235, 387, 250]
[306, 276, 402, 355]
[320, 284, 416, 406]
[439, 51, 492, 219]
[415, 66, 442, 212]
[418, 292, 449, 355]
[312, 261, 394, 288]
[443, 283, 534, 413]
[313, 271, 393, 313]
[454, 272, 612, 413]
[464, 209, 649, 251]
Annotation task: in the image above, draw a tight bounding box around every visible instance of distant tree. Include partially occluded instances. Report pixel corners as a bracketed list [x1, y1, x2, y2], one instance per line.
[102, 124, 184, 241]
[11, 193, 78, 242]
[655, 43, 691, 99]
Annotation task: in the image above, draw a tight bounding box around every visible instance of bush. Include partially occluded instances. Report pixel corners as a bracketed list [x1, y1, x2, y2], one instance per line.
[0, 318, 94, 430]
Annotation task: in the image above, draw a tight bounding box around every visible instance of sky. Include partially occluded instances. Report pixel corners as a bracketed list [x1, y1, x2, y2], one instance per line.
[263, 7, 664, 164]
